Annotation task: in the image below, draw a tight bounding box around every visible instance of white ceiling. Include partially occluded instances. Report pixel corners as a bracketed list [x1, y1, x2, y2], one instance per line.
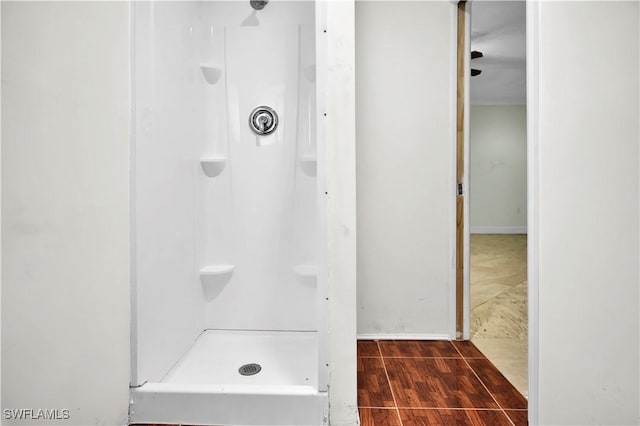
[470, 0, 526, 105]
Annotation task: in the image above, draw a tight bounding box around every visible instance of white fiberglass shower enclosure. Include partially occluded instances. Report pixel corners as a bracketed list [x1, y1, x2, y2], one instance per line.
[129, 1, 328, 424]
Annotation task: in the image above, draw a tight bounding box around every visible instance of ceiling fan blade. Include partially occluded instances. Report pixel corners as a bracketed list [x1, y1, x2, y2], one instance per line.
[471, 50, 484, 60]
[471, 69, 482, 77]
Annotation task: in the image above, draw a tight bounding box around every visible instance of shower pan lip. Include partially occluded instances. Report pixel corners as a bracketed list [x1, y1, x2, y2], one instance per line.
[130, 382, 327, 425]
[133, 382, 318, 395]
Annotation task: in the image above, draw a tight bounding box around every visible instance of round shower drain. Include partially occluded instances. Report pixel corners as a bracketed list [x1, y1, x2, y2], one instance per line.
[238, 363, 262, 376]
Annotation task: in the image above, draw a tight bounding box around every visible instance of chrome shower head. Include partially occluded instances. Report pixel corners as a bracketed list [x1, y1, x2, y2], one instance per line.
[250, 0, 268, 11]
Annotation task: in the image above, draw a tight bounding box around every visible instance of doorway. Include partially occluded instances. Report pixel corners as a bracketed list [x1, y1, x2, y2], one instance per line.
[458, 0, 529, 398]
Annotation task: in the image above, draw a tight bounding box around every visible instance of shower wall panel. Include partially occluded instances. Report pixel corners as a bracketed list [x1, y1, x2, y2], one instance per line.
[133, 2, 205, 383]
[201, 20, 317, 331]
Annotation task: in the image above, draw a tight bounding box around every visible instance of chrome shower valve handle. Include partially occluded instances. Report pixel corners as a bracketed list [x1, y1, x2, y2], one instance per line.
[249, 106, 278, 136]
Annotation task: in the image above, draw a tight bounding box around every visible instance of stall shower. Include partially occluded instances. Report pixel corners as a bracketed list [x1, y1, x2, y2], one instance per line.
[129, 1, 328, 424]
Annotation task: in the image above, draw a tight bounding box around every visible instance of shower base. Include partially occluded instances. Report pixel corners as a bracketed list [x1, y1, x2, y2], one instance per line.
[130, 330, 327, 426]
[163, 330, 318, 387]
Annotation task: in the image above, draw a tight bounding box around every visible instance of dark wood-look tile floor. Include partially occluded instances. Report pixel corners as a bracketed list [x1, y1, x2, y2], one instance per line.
[358, 340, 528, 426]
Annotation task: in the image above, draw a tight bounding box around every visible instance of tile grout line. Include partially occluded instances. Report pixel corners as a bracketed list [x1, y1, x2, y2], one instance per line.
[358, 406, 397, 410]
[360, 355, 484, 359]
[359, 406, 523, 411]
[452, 342, 517, 426]
[376, 341, 404, 426]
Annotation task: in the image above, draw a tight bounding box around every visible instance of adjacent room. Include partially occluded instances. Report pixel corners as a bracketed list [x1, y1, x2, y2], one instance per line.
[468, 0, 528, 397]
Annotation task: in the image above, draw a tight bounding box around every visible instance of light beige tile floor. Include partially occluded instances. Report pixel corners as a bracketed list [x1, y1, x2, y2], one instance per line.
[470, 234, 528, 397]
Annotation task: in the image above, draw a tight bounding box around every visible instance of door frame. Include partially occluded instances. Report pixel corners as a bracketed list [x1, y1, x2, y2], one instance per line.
[525, 1, 540, 423]
[455, 0, 471, 340]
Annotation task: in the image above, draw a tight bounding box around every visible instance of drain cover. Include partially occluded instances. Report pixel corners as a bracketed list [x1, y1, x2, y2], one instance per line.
[238, 363, 262, 376]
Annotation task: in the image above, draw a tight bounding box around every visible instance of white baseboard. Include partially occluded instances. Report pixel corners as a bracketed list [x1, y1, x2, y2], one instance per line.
[356, 333, 450, 341]
[470, 226, 527, 234]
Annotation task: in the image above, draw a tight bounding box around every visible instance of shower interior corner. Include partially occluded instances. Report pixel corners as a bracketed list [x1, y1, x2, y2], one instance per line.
[130, 1, 327, 425]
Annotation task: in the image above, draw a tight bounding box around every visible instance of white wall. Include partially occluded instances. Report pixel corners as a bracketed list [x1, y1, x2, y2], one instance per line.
[1, 2, 130, 425]
[470, 105, 527, 233]
[535, 1, 639, 424]
[355, 1, 455, 338]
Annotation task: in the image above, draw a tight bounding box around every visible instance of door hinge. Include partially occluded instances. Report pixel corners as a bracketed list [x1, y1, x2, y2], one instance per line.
[457, 183, 464, 196]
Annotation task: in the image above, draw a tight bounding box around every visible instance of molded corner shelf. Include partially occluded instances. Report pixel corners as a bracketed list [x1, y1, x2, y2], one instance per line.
[200, 157, 226, 177]
[200, 265, 235, 277]
[200, 64, 222, 85]
[199, 265, 234, 301]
